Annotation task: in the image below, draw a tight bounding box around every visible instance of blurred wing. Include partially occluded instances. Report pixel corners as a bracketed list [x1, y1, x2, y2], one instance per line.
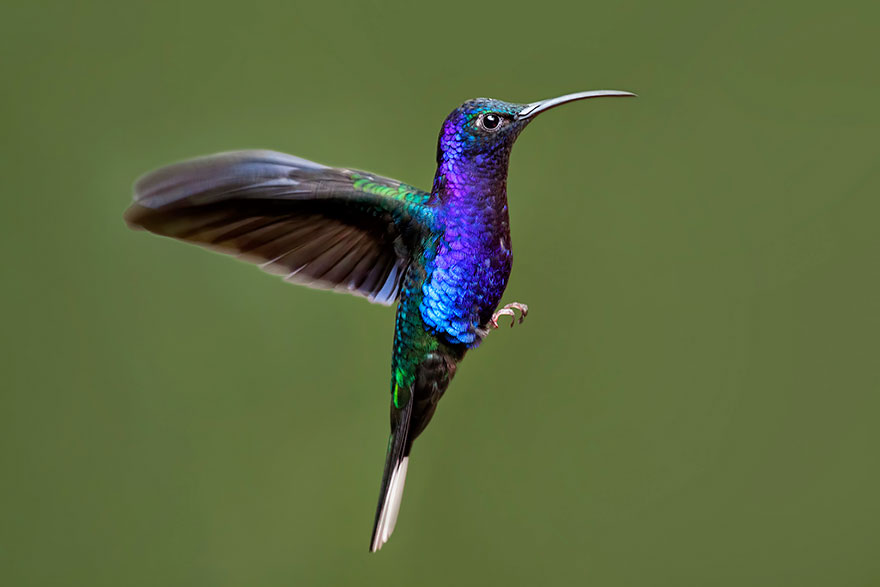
[124, 150, 434, 305]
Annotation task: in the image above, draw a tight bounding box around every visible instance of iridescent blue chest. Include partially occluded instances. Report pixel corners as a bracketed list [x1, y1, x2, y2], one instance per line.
[418, 197, 512, 347]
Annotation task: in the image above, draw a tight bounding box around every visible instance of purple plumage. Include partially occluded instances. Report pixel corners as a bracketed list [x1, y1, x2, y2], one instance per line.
[419, 99, 525, 346]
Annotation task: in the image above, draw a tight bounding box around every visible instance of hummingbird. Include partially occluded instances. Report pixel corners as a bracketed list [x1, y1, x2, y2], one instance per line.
[124, 89, 635, 552]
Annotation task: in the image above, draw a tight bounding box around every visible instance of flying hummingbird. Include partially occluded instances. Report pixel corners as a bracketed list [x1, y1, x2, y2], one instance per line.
[124, 89, 635, 551]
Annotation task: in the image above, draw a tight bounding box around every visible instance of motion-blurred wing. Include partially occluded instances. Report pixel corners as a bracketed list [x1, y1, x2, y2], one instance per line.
[124, 150, 434, 305]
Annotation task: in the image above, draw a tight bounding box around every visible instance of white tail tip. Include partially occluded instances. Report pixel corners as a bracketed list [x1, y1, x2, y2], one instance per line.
[370, 457, 409, 552]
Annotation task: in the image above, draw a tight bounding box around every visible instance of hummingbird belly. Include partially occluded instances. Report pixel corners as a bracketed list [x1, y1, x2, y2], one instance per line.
[419, 225, 512, 347]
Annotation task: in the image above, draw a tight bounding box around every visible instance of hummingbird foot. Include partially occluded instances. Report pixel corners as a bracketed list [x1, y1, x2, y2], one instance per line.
[490, 302, 529, 329]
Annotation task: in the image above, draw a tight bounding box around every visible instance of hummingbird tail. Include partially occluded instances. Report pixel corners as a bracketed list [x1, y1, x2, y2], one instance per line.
[369, 396, 413, 553]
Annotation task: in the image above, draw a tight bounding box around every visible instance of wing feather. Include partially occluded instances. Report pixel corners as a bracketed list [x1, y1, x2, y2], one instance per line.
[124, 150, 433, 305]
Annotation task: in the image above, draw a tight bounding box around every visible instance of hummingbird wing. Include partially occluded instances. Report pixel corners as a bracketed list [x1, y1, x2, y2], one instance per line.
[124, 150, 433, 305]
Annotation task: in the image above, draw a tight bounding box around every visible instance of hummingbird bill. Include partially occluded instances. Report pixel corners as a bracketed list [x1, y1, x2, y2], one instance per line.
[124, 90, 635, 551]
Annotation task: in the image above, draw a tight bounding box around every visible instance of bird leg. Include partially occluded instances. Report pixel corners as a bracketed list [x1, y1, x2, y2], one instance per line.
[490, 302, 529, 329]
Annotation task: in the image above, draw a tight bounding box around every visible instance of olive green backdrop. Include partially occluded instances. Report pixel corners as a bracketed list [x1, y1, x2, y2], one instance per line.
[2, 1, 878, 585]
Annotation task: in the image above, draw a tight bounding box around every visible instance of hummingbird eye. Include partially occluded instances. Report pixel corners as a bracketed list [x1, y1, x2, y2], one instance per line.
[477, 113, 503, 132]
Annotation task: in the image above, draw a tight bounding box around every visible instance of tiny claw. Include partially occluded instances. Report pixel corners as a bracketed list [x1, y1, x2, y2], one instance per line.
[490, 308, 516, 329]
[511, 302, 529, 324]
[490, 302, 529, 329]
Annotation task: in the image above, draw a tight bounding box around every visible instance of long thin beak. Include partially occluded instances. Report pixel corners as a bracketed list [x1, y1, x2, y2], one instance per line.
[516, 90, 637, 120]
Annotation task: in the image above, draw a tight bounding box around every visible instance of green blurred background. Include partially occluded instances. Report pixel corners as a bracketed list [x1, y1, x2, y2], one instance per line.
[2, 0, 878, 585]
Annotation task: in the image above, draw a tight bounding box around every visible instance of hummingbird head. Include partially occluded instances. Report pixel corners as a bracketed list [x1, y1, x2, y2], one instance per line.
[435, 90, 636, 185]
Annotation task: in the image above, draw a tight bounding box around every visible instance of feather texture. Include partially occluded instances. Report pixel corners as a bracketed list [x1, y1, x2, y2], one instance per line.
[369, 393, 413, 552]
[124, 150, 434, 304]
